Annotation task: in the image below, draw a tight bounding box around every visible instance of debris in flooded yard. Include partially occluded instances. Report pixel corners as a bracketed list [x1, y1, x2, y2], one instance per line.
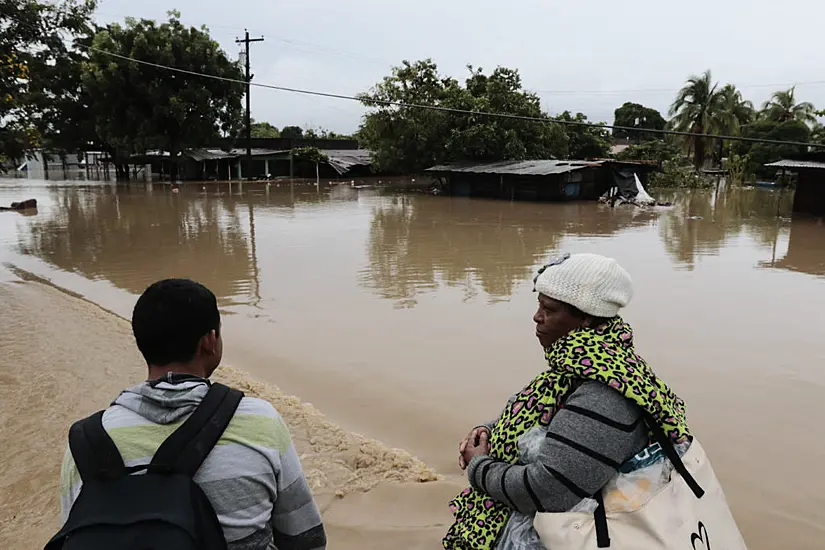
[0, 199, 37, 212]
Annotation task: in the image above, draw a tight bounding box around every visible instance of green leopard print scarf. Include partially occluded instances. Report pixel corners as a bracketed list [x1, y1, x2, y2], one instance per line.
[442, 317, 690, 550]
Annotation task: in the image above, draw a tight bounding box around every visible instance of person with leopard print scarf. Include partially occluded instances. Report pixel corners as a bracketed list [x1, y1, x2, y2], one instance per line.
[445, 253, 692, 550]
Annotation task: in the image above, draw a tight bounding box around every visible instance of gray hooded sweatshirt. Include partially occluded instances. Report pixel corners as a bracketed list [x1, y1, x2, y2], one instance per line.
[60, 377, 326, 550]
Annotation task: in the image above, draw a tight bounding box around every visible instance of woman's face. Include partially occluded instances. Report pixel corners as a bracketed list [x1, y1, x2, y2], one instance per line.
[533, 294, 587, 349]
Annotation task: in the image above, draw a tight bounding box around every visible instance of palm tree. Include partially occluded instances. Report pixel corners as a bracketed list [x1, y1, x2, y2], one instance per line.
[669, 70, 721, 169]
[812, 121, 825, 144]
[761, 87, 816, 124]
[711, 84, 755, 163]
[714, 84, 755, 135]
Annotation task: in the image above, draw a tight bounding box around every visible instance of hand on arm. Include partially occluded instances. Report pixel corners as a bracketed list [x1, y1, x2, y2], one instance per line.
[465, 382, 648, 515]
[458, 427, 491, 469]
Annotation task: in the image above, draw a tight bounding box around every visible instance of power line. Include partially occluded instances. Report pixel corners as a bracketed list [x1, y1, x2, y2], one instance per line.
[534, 80, 825, 96]
[73, 43, 825, 150]
[90, 10, 825, 97]
[92, 10, 394, 67]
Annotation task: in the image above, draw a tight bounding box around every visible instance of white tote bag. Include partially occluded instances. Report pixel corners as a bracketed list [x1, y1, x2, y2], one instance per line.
[533, 418, 748, 550]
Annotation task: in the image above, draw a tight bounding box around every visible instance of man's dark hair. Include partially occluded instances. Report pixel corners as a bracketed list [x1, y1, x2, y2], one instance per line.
[132, 279, 220, 366]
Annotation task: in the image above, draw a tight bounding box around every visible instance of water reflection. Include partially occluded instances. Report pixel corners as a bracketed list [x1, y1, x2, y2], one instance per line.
[359, 196, 660, 307]
[9, 180, 817, 313]
[18, 185, 255, 306]
[11, 182, 364, 308]
[657, 188, 793, 270]
[766, 218, 825, 276]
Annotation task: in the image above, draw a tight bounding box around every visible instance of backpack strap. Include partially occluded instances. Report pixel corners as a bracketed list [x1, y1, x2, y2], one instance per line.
[150, 382, 244, 478]
[69, 411, 127, 482]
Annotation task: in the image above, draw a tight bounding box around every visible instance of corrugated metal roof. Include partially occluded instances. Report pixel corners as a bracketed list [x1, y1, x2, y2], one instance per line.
[320, 149, 372, 175]
[426, 159, 601, 176]
[141, 148, 286, 161]
[765, 159, 825, 170]
[140, 147, 372, 174]
[228, 148, 286, 157]
[185, 148, 237, 161]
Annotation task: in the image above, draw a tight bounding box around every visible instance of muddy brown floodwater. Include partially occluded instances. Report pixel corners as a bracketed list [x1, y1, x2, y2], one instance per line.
[1, 177, 824, 549]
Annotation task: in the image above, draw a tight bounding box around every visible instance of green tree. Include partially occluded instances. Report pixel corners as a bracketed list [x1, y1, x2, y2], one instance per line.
[761, 87, 816, 124]
[733, 119, 810, 178]
[669, 70, 721, 170]
[727, 153, 751, 186]
[0, 0, 96, 164]
[358, 60, 469, 173]
[709, 84, 754, 163]
[290, 146, 327, 163]
[555, 111, 611, 158]
[616, 139, 681, 165]
[648, 162, 714, 189]
[303, 127, 354, 140]
[250, 120, 280, 138]
[358, 60, 567, 173]
[83, 12, 244, 180]
[811, 121, 825, 144]
[712, 84, 754, 136]
[280, 125, 304, 139]
[612, 102, 666, 141]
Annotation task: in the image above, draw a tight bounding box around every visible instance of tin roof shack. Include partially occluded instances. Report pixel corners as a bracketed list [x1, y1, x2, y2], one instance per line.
[133, 148, 375, 181]
[266, 149, 374, 179]
[765, 159, 825, 217]
[426, 160, 655, 202]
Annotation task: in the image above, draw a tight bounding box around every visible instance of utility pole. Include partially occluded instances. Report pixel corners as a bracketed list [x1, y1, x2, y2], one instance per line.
[236, 30, 264, 180]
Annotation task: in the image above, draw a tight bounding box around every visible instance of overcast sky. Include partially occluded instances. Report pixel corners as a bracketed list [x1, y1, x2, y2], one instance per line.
[95, 0, 825, 134]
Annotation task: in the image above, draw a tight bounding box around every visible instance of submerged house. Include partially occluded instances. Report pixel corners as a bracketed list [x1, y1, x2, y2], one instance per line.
[425, 159, 656, 202]
[765, 159, 825, 217]
[134, 148, 374, 181]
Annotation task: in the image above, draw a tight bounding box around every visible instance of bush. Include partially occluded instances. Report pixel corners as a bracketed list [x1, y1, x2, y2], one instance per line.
[648, 161, 714, 189]
[726, 153, 753, 186]
[616, 140, 681, 165]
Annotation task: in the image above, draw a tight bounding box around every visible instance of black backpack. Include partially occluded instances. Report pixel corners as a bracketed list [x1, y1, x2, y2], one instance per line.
[46, 382, 244, 550]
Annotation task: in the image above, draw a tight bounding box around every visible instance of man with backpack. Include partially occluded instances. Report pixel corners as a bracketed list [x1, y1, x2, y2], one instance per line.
[50, 279, 326, 550]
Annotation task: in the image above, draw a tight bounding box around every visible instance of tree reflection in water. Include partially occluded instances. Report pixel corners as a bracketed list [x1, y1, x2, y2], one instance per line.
[657, 187, 794, 270]
[359, 195, 659, 308]
[18, 185, 254, 306]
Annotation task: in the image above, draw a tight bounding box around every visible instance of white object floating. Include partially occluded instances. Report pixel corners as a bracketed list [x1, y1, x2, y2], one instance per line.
[633, 173, 655, 205]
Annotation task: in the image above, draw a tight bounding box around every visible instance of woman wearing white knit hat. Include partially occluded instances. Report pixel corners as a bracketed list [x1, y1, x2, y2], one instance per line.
[443, 253, 743, 550]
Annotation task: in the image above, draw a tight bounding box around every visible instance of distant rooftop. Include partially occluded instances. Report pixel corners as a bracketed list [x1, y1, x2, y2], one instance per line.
[320, 149, 372, 174]
[765, 159, 825, 170]
[140, 148, 372, 173]
[426, 159, 601, 176]
[426, 158, 653, 176]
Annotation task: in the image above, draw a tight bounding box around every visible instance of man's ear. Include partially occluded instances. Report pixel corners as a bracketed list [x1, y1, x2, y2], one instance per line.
[199, 330, 218, 356]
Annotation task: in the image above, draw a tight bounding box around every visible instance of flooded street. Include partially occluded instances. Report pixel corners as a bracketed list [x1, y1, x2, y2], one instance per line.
[1, 178, 824, 548]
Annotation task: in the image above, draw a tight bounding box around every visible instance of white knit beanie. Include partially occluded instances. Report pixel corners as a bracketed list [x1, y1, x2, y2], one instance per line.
[533, 253, 633, 318]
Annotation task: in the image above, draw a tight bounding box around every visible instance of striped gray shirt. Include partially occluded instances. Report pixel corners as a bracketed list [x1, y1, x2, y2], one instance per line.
[469, 381, 648, 549]
[60, 379, 326, 550]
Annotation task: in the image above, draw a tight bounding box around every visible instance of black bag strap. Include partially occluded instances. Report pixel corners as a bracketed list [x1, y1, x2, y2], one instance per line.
[591, 412, 705, 548]
[593, 491, 611, 548]
[643, 413, 704, 499]
[150, 382, 243, 477]
[69, 411, 126, 482]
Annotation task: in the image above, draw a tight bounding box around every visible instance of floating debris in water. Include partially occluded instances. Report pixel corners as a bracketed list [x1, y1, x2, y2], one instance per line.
[688, 215, 703, 220]
[0, 199, 37, 211]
